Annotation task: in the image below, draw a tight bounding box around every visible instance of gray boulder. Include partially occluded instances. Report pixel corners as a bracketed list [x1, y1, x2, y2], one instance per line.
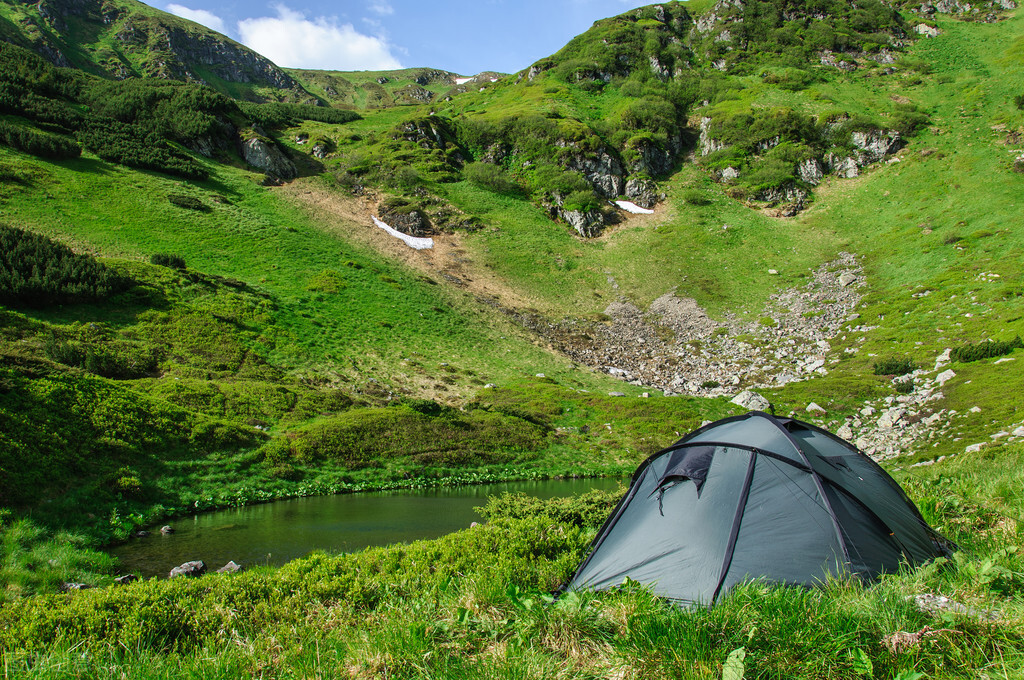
[169, 560, 207, 579]
[731, 390, 771, 411]
[216, 561, 244, 574]
[559, 207, 605, 238]
[241, 137, 297, 180]
[852, 130, 902, 163]
[625, 177, 660, 208]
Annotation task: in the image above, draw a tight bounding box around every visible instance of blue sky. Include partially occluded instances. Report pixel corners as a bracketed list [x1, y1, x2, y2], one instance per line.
[158, 0, 653, 75]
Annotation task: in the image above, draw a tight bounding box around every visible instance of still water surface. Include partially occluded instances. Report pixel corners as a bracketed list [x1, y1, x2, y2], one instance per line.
[112, 478, 623, 578]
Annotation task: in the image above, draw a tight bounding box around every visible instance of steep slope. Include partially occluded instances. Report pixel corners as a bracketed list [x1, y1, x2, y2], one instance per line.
[0, 0, 310, 102]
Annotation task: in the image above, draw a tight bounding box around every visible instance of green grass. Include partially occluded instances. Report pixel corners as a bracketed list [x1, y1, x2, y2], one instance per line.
[2, 444, 1022, 678]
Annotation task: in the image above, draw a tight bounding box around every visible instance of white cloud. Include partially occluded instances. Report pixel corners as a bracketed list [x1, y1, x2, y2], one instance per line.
[368, 0, 394, 16]
[165, 4, 227, 34]
[236, 4, 402, 70]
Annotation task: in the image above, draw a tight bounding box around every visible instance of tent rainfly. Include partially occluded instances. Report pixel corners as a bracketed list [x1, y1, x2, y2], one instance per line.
[566, 411, 953, 606]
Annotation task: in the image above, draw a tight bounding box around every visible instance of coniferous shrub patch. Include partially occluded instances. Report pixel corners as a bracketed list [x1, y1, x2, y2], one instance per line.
[167, 194, 210, 211]
[0, 119, 81, 159]
[0, 225, 130, 306]
[951, 336, 1023, 363]
[872, 356, 915, 376]
[238, 102, 361, 127]
[149, 253, 186, 269]
[76, 118, 208, 180]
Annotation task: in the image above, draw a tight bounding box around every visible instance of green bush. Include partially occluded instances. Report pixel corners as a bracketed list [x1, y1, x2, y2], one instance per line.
[150, 253, 186, 269]
[76, 118, 208, 180]
[0, 119, 81, 159]
[475, 487, 624, 528]
[872, 356, 915, 376]
[464, 162, 522, 195]
[238, 101, 361, 127]
[682, 189, 712, 206]
[0, 225, 131, 306]
[561, 189, 601, 213]
[167, 194, 210, 212]
[951, 336, 1023, 363]
[43, 334, 161, 379]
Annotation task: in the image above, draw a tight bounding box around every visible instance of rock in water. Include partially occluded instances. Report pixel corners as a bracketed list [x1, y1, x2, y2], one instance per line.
[169, 561, 207, 579]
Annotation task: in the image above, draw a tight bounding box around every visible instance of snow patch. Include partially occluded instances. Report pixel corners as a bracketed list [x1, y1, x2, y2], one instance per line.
[614, 200, 654, 214]
[372, 216, 433, 250]
[454, 77, 472, 85]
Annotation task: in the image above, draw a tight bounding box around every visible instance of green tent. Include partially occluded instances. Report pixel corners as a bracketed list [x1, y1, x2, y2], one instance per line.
[567, 411, 952, 605]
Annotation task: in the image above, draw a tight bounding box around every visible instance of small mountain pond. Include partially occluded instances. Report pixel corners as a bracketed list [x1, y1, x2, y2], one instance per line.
[111, 478, 624, 578]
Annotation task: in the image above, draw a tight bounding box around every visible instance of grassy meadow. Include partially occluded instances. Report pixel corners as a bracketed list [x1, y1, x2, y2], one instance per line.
[2, 0, 1024, 676]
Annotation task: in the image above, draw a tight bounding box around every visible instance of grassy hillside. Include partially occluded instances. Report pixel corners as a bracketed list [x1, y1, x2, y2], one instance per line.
[1, 0, 1024, 675]
[0, 0, 310, 101]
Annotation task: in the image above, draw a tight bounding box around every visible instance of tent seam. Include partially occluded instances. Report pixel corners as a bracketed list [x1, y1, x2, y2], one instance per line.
[755, 411, 853, 568]
[711, 450, 757, 604]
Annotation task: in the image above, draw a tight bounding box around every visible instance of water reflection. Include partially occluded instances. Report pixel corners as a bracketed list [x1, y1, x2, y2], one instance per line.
[111, 478, 622, 578]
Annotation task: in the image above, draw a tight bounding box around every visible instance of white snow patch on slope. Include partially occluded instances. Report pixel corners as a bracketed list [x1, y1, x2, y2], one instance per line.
[372, 216, 433, 250]
[455, 77, 472, 84]
[614, 200, 654, 214]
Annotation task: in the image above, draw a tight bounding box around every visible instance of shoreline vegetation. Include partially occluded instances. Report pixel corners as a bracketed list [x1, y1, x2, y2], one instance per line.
[2, 446, 1023, 678]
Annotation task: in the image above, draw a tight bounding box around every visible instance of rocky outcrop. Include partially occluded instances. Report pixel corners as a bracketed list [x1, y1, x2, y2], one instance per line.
[378, 205, 431, 237]
[798, 158, 824, 185]
[23, 0, 307, 100]
[625, 177, 661, 208]
[393, 117, 458, 151]
[819, 51, 858, 71]
[559, 207, 605, 238]
[915, 0, 1017, 14]
[852, 129, 903, 163]
[395, 85, 435, 104]
[753, 182, 808, 210]
[826, 153, 860, 178]
[698, 117, 727, 156]
[627, 135, 682, 177]
[241, 137, 297, 179]
[559, 144, 625, 198]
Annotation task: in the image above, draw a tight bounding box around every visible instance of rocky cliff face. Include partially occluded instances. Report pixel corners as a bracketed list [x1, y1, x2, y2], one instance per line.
[15, 0, 308, 101]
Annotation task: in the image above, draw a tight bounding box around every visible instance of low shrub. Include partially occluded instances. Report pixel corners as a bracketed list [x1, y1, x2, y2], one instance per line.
[0, 120, 81, 160]
[475, 487, 624, 528]
[0, 224, 131, 306]
[682, 188, 712, 206]
[290, 406, 548, 468]
[951, 336, 1023, 363]
[464, 162, 523, 195]
[167, 194, 210, 212]
[872, 356, 915, 376]
[150, 253, 186, 269]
